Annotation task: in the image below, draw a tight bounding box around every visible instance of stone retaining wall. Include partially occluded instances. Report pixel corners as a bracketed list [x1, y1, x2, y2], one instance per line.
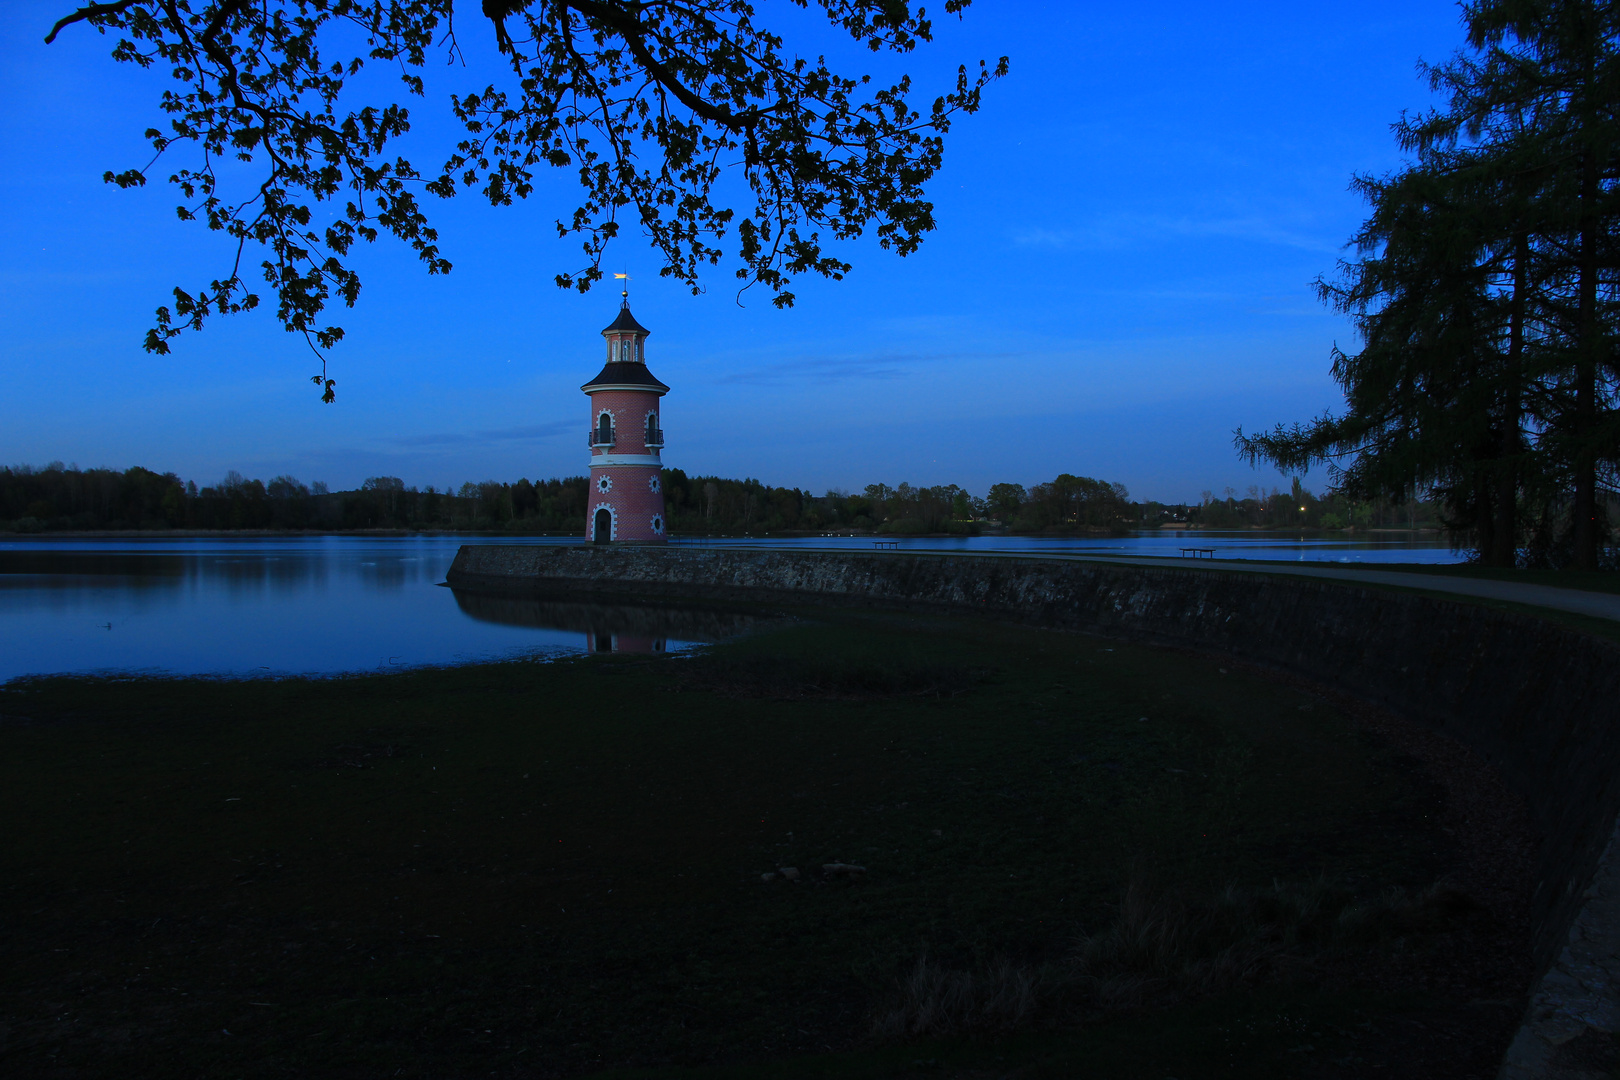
[446, 544, 1620, 1078]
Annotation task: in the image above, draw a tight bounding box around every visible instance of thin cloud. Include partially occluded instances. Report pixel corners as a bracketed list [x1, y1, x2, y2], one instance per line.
[711, 350, 1016, 387]
[389, 419, 574, 448]
[1011, 213, 1340, 255]
[477, 421, 577, 441]
[392, 432, 474, 447]
[1009, 228, 1082, 248]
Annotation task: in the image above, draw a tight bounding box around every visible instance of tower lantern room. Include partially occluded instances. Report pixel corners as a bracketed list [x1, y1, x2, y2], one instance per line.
[582, 295, 669, 543]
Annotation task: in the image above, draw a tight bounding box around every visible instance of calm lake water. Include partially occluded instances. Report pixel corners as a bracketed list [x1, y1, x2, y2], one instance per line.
[0, 532, 1459, 682]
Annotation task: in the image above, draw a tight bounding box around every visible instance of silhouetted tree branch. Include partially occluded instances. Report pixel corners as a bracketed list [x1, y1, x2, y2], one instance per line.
[46, 0, 1006, 401]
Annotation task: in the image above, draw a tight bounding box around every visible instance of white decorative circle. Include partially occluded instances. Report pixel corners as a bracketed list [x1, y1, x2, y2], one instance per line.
[650, 514, 665, 534]
[649, 475, 661, 493]
[596, 475, 613, 493]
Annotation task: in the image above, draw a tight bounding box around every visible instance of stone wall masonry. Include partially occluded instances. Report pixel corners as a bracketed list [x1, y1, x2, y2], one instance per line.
[445, 543, 1620, 1078]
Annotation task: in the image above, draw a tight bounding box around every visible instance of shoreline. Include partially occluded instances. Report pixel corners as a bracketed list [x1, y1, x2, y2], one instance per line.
[0, 525, 1451, 540]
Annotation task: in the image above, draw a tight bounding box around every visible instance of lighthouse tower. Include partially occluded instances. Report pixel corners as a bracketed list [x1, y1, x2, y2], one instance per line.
[583, 293, 669, 543]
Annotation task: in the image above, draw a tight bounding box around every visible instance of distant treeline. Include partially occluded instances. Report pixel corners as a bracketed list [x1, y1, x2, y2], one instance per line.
[1182, 479, 1442, 532]
[0, 462, 1439, 535]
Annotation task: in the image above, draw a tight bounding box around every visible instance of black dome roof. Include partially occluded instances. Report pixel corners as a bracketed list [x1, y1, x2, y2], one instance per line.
[581, 361, 669, 393]
[585, 298, 665, 391]
[602, 301, 649, 335]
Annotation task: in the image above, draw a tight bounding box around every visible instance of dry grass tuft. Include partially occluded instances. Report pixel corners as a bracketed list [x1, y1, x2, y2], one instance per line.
[872, 873, 1480, 1039]
[870, 954, 1046, 1039]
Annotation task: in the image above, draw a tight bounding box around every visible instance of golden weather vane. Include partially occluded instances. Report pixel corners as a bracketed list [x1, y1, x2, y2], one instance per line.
[613, 271, 630, 299]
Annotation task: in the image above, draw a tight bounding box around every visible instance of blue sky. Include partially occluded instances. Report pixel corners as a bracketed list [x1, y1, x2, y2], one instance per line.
[1, 1, 1467, 502]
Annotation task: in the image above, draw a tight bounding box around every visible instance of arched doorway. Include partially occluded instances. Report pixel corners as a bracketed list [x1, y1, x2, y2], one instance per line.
[593, 507, 612, 543]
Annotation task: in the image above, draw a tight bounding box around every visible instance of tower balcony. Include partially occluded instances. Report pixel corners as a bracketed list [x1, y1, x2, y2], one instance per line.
[589, 428, 616, 448]
[644, 428, 664, 449]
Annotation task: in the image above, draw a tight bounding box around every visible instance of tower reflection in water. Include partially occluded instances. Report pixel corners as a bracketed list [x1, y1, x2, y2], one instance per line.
[449, 589, 769, 655]
[588, 633, 666, 655]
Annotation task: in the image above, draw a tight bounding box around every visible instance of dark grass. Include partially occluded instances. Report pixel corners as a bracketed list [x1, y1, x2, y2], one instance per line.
[0, 611, 1529, 1078]
[1318, 562, 1620, 594]
[1384, 592, 1620, 645]
[586, 988, 1496, 1079]
[1249, 577, 1620, 646]
[1195, 556, 1620, 598]
[1151, 560, 1620, 645]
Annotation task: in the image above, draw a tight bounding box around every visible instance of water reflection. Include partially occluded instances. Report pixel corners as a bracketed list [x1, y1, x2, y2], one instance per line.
[0, 532, 1462, 682]
[0, 537, 576, 681]
[450, 590, 773, 654]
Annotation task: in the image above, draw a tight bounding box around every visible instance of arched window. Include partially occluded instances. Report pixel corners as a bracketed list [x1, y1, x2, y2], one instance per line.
[645, 412, 658, 443]
[596, 413, 613, 445]
[619, 339, 632, 362]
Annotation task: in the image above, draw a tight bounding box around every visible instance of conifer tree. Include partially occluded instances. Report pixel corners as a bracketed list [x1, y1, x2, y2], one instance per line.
[1235, 158, 1512, 556]
[1237, 0, 1620, 567]
[1454, 0, 1620, 568]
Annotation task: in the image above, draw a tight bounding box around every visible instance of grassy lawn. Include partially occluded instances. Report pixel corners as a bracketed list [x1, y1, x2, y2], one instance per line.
[1149, 559, 1620, 643]
[0, 609, 1529, 1078]
[1229, 558, 1620, 594]
[1375, 563, 1620, 591]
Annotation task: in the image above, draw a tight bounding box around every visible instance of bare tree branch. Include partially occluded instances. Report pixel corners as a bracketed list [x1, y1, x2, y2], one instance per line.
[43, 0, 138, 45]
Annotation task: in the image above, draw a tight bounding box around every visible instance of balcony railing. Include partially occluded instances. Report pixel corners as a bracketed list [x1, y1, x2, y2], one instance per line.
[589, 428, 615, 448]
[644, 428, 664, 449]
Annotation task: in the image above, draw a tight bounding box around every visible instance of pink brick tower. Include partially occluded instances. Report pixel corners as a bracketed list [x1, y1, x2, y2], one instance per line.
[583, 293, 669, 543]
